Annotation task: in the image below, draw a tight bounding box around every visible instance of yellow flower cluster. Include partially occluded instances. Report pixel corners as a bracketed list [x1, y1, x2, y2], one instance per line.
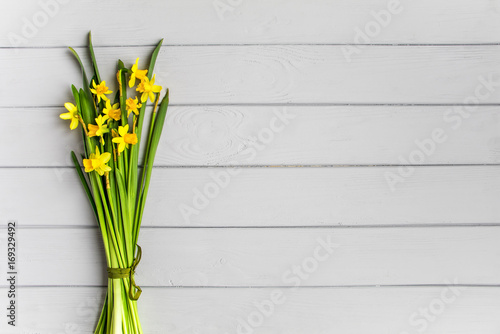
[131, 58, 162, 103]
[112, 125, 138, 153]
[83, 147, 111, 176]
[60, 57, 162, 175]
[60, 103, 79, 129]
[90, 81, 112, 103]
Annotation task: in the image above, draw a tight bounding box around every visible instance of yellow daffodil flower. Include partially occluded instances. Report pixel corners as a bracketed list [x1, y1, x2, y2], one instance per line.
[83, 147, 112, 176]
[136, 74, 162, 103]
[60, 102, 79, 130]
[88, 115, 110, 145]
[90, 80, 112, 103]
[129, 58, 148, 88]
[112, 124, 138, 152]
[126, 97, 142, 117]
[103, 101, 121, 121]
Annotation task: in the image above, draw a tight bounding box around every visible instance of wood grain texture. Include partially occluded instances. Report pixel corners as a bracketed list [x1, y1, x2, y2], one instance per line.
[2, 227, 499, 286]
[2, 46, 500, 107]
[1, 1, 500, 331]
[1, 166, 498, 227]
[2, 0, 500, 46]
[3, 106, 500, 167]
[1, 287, 499, 334]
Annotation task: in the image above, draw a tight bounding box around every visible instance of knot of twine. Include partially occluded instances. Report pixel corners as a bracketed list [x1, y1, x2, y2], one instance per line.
[106, 245, 142, 301]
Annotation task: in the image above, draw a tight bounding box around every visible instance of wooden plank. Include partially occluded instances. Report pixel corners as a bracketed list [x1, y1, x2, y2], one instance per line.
[2, 0, 500, 47]
[3, 227, 500, 286]
[3, 2, 500, 333]
[1, 286, 499, 333]
[3, 106, 500, 167]
[1, 166, 498, 227]
[1, 46, 500, 107]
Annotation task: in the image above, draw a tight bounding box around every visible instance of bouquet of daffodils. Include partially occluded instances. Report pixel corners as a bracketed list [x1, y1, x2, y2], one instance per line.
[60, 33, 168, 333]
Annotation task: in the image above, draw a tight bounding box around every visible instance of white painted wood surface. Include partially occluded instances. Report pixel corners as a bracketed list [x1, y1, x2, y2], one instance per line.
[2, 0, 500, 46]
[1, 287, 499, 334]
[1, 0, 500, 333]
[2, 167, 500, 227]
[2, 227, 500, 286]
[2, 46, 500, 106]
[3, 106, 500, 166]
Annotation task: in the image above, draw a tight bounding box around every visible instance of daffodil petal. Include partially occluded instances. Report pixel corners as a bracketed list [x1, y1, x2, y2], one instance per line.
[129, 74, 136, 88]
[70, 118, 79, 130]
[60, 112, 71, 120]
[64, 102, 76, 112]
[100, 152, 111, 164]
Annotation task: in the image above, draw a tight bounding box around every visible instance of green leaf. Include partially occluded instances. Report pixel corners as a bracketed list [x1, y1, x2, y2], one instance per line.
[146, 89, 169, 170]
[134, 89, 169, 245]
[79, 89, 94, 128]
[114, 167, 133, 262]
[71, 151, 97, 219]
[88, 31, 101, 83]
[129, 39, 165, 225]
[118, 69, 128, 125]
[71, 85, 80, 109]
[117, 59, 126, 70]
[113, 91, 120, 105]
[147, 39, 163, 80]
[68, 47, 94, 108]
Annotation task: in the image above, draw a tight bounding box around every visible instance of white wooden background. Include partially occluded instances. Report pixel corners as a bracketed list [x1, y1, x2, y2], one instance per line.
[1, 0, 500, 333]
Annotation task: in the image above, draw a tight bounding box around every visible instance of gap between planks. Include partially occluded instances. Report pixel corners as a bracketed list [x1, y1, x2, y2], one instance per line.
[3, 103, 500, 109]
[3, 223, 500, 229]
[2, 164, 500, 169]
[2, 43, 500, 50]
[2, 284, 500, 289]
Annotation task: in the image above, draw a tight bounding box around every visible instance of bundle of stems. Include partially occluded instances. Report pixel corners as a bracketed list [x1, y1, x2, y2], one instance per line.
[60, 33, 168, 333]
